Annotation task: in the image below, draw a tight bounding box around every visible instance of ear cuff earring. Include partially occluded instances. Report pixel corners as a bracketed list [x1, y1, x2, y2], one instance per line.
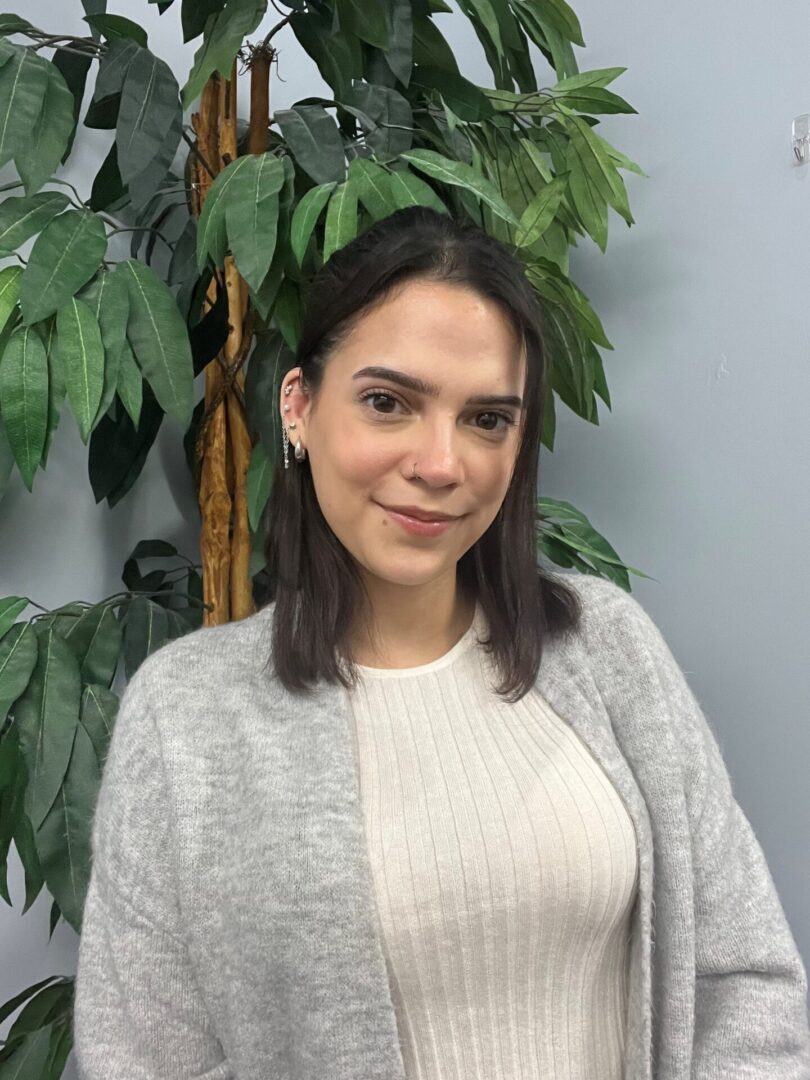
[281, 379, 306, 470]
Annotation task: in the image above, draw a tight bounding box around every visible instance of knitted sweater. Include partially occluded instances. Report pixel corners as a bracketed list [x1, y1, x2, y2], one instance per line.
[72, 572, 810, 1079]
[344, 600, 638, 1079]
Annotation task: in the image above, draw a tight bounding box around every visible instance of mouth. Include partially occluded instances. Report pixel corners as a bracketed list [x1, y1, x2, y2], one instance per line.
[378, 504, 462, 522]
[377, 504, 463, 538]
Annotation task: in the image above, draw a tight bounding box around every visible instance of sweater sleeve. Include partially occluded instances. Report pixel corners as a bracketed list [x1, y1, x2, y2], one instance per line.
[619, 593, 810, 1078]
[72, 660, 233, 1080]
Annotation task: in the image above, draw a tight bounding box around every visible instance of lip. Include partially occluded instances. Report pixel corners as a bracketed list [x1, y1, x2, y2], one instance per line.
[379, 505, 462, 538]
[380, 504, 460, 522]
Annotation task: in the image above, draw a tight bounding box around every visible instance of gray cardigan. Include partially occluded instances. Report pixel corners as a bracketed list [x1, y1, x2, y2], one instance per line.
[72, 572, 810, 1079]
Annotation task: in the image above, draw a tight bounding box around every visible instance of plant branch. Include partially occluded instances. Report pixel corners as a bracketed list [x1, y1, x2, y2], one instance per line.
[262, 12, 293, 44]
[180, 127, 216, 181]
[25, 32, 103, 59]
[106, 225, 176, 251]
[49, 177, 87, 207]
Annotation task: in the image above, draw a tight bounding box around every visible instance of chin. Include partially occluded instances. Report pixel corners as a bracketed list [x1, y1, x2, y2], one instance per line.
[365, 559, 452, 587]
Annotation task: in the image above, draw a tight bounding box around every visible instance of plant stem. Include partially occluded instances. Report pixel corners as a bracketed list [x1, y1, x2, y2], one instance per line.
[106, 225, 175, 251]
[180, 127, 216, 181]
[49, 177, 86, 206]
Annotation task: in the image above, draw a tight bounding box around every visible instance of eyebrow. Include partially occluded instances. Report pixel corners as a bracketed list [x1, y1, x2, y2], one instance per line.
[351, 366, 524, 409]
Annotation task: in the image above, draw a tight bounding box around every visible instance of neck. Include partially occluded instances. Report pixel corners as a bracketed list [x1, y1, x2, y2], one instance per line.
[348, 577, 476, 669]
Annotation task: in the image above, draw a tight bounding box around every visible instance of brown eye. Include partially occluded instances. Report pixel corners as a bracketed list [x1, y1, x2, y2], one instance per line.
[477, 412, 516, 432]
[358, 390, 402, 415]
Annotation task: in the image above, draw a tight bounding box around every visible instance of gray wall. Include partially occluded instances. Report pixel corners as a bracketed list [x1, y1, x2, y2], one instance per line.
[1, 0, 808, 1065]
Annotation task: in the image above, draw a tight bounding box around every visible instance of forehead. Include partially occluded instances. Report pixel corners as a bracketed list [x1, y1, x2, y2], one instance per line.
[329, 279, 526, 384]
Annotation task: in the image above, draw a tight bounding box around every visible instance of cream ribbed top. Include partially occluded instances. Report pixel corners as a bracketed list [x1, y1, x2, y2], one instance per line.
[343, 601, 639, 1080]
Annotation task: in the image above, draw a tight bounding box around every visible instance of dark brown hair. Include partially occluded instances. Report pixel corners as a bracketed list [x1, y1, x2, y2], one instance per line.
[259, 205, 582, 702]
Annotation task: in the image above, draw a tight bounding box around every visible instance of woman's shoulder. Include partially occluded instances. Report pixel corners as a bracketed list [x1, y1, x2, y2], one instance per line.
[123, 602, 277, 705]
[546, 570, 655, 633]
[545, 571, 685, 686]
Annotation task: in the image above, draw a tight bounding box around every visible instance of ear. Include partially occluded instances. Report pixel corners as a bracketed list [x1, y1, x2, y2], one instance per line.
[279, 368, 311, 441]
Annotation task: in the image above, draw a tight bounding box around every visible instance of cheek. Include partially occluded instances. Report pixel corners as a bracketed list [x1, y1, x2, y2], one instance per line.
[311, 433, 394, 515]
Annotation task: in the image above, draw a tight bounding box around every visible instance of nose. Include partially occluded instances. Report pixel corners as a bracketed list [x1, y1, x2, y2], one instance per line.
[407, 415, 465, 486]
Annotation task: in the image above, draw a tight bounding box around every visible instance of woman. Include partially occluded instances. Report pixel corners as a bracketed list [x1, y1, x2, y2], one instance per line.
[73, 206, 810, 1079]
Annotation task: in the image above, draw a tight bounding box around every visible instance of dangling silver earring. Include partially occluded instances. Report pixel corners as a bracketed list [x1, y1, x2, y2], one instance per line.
[282, 377, 305, 468]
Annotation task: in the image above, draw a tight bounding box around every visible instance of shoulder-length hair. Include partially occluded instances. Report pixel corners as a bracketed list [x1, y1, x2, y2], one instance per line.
[259, 204, 582, 703]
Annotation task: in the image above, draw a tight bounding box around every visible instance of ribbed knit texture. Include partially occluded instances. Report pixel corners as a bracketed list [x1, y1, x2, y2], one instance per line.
[71, 572, 810, 1080]
[344, 603, 639, 1079]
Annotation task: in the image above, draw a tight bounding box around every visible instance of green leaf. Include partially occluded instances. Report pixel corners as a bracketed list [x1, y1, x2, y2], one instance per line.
[116, 339, 143, 429]
[80, 682, 119, 768]
[122, 595, 169, 678]
[246, 440, 272, 531]
[385, 167, 448, 214]
[323, 179, 358, 263]
[19, 209, 107, 325]
[288, 7, 363, 101]
[181, 0, 226, 42]
[88, 381, 163, 507]
[0, 15, 38, 36]
[0, 622, 37, 723]
[565, 136, 607, 251]
[413, 12, 459, 73]
[290, 181, 336, 267]
[78, 268, 130, 424]
[195, 153, 252, 269]
[84, 13, 149, 46]
[36, 720, 100, 932]
[0, 325, 48, 490]
[274, 105, 346, 185]
[82, 605, 122, 687]
[347, 158, 390, 221]
[410, 66, 495, 123]
[14, 628, 81, 832]
[116, 46, 182, 195]
[0, 1024, 54, 1077]
[224, 152, 286, 291]
[272, 276, 302, 352]
[554, 86, 637, 116]
[336, 0, 390, 49]
[39, 314, 65, 467]
[515, 175, 568, 247]
[398, 148, 519, 226]
[82, 0, 108, 34]
[0, 191, 70, 255]
[15, 60, 75, 195]
[244, 327, 291, 454]
[51, 48, 92, 161]
[0, 45, 49, 171]
[182, 0, 268, 109]
[0, 265, 22, 332]
[0, 596, 28, 640]
[56, 297, 105, 444]
[343, 81, 413, 158]
[552, 66, 627, 93]
[89, 35, 139, 106]
[119, 258, 193, 428]
[89, 140, 126, 212]
[560, 107, 633, 224]
[83, 37, 140, 131]
[528, 0, 584, 46]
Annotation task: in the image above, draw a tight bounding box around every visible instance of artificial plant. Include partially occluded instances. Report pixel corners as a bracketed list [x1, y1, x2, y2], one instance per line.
[0, 0, 649, 1071]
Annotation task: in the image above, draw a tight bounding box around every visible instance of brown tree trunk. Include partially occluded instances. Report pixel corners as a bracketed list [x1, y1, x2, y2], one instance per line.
[192, 75, 232, 627]
[193, 49, 273, 626]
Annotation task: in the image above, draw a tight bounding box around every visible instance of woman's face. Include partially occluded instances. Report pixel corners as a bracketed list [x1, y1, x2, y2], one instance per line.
[280, 277, 527, 595]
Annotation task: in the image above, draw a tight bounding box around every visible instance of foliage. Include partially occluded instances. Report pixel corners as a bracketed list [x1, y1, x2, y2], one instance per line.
[0, 0, 650, 1072]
